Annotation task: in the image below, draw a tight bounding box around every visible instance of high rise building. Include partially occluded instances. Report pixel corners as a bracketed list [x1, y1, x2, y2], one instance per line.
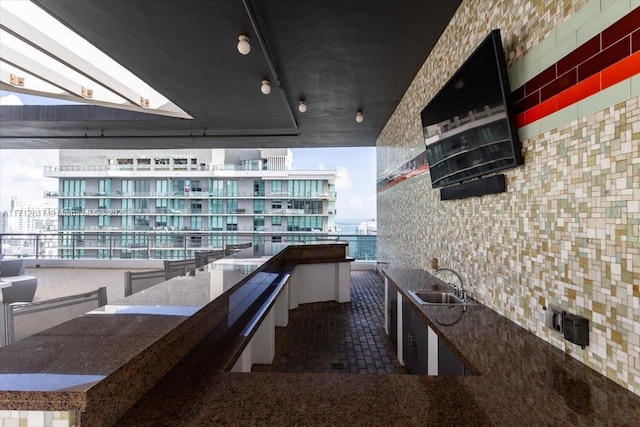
[43, 149, 337, 259]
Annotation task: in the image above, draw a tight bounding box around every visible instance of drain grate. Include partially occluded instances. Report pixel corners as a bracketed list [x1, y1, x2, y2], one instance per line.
[331, 362, 345, 370]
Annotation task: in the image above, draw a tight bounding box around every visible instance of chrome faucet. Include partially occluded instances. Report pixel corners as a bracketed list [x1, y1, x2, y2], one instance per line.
[434, 268, 466, 301]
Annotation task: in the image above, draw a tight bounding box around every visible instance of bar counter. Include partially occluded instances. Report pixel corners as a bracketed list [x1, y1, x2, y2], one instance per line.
[0, 242, 351, 426]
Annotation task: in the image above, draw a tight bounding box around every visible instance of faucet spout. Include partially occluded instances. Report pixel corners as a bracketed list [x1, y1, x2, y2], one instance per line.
[434, 268, 466, 301]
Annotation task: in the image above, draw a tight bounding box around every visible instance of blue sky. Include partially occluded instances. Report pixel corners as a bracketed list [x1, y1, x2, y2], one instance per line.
[0, 92, 376, 220]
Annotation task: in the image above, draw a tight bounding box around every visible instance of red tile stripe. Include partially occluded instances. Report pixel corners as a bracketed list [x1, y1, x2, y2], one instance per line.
[513, 7, 640, 127]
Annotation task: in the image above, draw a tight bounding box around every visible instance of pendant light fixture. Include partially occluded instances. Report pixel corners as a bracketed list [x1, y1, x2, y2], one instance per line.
[261, 79, 271, 94]
[237, 35, 251, 55]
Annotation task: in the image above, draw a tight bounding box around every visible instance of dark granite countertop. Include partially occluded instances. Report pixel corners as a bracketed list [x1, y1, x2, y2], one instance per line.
[115, 268, 640, 426]
[0, 242, 351, 426]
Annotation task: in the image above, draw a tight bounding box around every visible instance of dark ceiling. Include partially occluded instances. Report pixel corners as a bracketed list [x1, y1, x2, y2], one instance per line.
[0, 0, 462, 150]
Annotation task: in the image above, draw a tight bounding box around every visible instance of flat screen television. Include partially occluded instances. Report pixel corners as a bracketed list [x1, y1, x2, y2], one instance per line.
[421, 29, 523, 190]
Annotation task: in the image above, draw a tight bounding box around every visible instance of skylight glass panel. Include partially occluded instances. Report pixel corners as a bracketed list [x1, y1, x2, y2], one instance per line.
[0, 0, 192, 118]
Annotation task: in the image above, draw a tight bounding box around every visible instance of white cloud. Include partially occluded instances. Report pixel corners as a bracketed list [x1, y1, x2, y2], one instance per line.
[335, 166, 351, 189]
[0, 94, 24, 105]
[0, 150, 59, 211]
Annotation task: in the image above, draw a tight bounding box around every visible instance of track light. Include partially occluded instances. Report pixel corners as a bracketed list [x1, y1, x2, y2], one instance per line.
[237, 35, 251, 55]
[261, 79, 271, 95]
[298, 100, 307, 113]
[355, 111, 364, 123]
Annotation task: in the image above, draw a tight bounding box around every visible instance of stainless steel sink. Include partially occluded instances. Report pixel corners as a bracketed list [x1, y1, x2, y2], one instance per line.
[408, 290, 477, 306]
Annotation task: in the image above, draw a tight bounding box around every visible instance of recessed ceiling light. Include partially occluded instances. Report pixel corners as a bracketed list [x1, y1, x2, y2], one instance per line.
[298, 100, 307, 113]
[261, 79, 271, 95]
[237, 35, 250, 55]
[355, 111, 364, 123]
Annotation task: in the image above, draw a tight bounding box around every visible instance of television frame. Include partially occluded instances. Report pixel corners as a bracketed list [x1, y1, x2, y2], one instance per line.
[420, 29, 523, 192]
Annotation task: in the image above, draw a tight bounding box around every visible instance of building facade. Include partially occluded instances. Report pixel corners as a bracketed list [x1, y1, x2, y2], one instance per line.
[44, 148, 337, 259]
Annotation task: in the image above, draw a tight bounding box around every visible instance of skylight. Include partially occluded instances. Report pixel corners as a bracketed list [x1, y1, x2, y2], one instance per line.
[0, 0, 192, 119]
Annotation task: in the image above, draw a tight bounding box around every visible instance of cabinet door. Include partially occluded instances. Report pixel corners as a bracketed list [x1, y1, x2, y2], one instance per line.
[412, 311, 430, 374]
[389, 288, 397, 345]
[402, 298, 416, 372]
[438, 337, 466, 375]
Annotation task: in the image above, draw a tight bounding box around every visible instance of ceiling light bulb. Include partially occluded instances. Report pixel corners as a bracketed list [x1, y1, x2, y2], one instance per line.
[355, 111, 364, 123]
[298, 100, 307, 113]
[237, 35, 251, 55]
[261, 79, 271, 95]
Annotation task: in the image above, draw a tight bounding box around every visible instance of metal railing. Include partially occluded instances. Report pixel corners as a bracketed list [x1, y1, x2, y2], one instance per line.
[0, 232, 377, 261]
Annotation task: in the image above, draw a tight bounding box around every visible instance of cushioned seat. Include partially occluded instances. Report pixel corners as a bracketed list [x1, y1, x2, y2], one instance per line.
[1, 276, 38, 304]
[0, 259, 26, 277]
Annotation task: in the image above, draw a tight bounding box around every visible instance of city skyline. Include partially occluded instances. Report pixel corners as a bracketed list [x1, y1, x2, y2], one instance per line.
[0, 92, 377, 220]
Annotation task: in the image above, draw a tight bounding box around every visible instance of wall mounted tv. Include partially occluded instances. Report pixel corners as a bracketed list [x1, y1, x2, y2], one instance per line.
[421, 29, 523, 194]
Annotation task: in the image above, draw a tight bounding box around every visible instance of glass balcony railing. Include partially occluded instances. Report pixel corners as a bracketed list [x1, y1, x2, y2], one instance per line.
[44, 190, 338, 199]
[0, 231, 376, 261]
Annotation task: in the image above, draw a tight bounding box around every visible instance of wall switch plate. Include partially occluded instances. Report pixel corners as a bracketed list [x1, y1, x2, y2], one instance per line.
[545, 306, 564, 333]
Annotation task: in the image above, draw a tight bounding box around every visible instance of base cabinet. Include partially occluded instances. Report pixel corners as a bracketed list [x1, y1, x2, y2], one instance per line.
[388, 285, 398, 345]
[402, 298, 429, 374]
[438, 337, 468, 375]
[400, 295, 468, 376]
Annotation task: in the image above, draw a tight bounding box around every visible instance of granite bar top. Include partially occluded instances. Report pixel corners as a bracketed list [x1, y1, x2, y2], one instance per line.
[114, 268, 640, 426]
[0, 242, 351, 426]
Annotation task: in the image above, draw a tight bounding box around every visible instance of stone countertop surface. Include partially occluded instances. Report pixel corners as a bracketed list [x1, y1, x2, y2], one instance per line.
[115, 268, 640, 426]
[0, 242, 350, 425]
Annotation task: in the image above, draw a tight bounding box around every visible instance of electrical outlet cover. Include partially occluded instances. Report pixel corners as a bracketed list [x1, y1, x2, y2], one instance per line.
[545, 306, 564, 333]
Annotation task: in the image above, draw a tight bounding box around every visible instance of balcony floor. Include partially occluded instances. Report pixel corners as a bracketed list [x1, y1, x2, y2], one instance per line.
[253, 271, 406, 374]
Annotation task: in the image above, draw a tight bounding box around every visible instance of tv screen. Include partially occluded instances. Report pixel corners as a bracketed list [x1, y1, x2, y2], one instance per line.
[421, 29, 523, 189]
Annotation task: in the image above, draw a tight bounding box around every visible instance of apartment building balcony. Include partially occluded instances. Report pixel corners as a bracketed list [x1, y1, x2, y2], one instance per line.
[44, 190, 337, 200]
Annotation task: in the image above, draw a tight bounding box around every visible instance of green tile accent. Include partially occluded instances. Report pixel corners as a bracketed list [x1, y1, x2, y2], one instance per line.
[557, 1, 602, 42]
[577, 1, 631, 45]
[538, 104, 578, 135]
[508, 56, 528, 89]
[540, 33, 577, 71]
[527, 29, 558, 62]
[631, 74, 640, 98]
[577, 80, 630, 118]
[517, 121, 541, 141]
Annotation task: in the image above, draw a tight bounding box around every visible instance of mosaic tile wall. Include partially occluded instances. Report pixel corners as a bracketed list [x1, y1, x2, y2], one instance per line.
[377, 0, 640, 395]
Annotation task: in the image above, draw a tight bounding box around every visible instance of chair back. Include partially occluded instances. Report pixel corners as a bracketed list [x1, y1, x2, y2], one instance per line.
[225, 242, 252, 255]
[163, 259, 199, 275]
[124, 268, 185, 297]
[195, 249, 227, 266]
[0, 287, 107, 347]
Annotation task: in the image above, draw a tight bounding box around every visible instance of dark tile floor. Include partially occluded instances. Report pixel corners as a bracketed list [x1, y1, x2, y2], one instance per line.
[253, 270, 406, 374]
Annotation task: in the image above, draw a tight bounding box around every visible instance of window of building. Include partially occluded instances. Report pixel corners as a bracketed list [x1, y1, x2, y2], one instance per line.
[174, 158, 187, 165]
[117, 158, 134, 165]
[253, 199, 264, 214]
[253, 216, 264, 231]
[209, 216, 224, 231]
[211, 179, 224, 196]
[287, 216, 322, 232]
[271, 200, 282, 212]
[227, 199, 239, 214]
[191, 158, 198, 165]
[190, 216, 202, 230]
[271, 236, 282, 243]
[155, 158, 170, 165]
[253, 180, 265, 196]
[271, 180, 282, 196]
[210, 199, 223, 214]
[271, 216, 282, 226]
[190, 199, 202, 214]
[226, 216, 238, 231]
[227, 180, 238, 197]
[137, 158, 151, 164]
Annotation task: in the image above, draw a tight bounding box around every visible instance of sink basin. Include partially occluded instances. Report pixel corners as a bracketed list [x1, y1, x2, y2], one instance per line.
[408, 290, 477, 306]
